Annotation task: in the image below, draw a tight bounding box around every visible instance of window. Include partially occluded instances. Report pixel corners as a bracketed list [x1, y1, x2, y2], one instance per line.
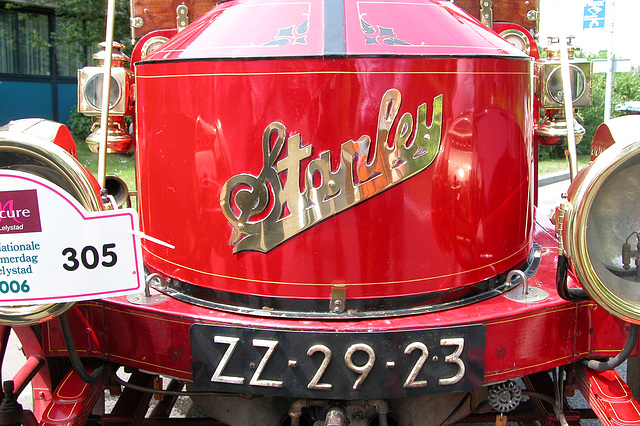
[1, 7, 51, 75]
[0, 5, 88, 77]
[54, 16, 88, 77]
[0, 3, 90, 124]
[0, 7, 17, 73]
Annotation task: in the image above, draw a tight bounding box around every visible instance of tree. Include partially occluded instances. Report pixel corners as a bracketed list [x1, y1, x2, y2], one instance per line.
[53, 0, 132, 136]
[3, 0, 131, 64]
[577, 69, 640, 155]
[55, 0, 132, 57]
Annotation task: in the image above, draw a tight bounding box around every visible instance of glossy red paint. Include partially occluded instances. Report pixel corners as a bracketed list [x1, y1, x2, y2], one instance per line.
[13, 326, 52, 420]
[136, 56, 534, 304]
[2, 0, 639, 424]
[41, 212, 632, 388]
[576, 365, 640, 425]
[145, 0, 523, 60]
[39, 365, 106, 426]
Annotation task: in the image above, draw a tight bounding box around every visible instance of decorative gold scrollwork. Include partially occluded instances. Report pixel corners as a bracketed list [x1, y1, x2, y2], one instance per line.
[220, 89, 443, 253]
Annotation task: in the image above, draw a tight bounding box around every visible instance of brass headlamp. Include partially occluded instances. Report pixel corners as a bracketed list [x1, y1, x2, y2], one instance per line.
[77, 42, 134, 153]
[559, 116, 640, 323]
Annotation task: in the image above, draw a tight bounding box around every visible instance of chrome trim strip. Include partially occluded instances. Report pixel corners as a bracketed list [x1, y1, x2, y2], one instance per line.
[154, 244, 541, 319]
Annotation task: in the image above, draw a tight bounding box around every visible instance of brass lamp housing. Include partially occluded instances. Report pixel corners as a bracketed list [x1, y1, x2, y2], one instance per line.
[77, 66, 134, 116]
[535, 37, 592, 110]
[562, 117, 640, 323]
[77, 42, 134, 117]
[537, 60, 592, 109]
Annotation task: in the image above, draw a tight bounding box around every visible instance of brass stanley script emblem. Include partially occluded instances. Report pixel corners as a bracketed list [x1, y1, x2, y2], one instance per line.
[220, 89, 443, 253]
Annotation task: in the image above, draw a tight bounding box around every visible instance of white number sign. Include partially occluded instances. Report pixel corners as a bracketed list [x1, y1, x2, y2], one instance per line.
[0, 170, 144, 304]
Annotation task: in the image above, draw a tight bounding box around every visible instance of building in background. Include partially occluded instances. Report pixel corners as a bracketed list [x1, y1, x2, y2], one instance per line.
[0, 1, 88, 126]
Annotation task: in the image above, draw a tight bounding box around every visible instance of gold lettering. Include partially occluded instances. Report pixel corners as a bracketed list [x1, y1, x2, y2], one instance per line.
[220, 89, 444, 253]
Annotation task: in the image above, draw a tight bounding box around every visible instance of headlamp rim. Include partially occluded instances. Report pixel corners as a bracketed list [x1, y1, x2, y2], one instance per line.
[564, 138, 640, 323]
[499, 29, 531, 55]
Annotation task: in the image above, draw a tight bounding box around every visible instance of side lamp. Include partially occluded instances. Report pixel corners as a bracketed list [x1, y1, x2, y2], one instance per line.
[536, 37, 592, 146]
[77, 41, 134, 153]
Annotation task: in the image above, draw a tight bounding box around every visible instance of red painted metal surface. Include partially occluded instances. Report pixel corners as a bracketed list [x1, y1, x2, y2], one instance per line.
[1, 0, 639, 425]
[145, 0, 523, 60]
[11, 355, 45, 398]
[39, 365, 106, 426]
[41, 212, 632, 388]
[135, 15, 534, 305]
[14, 326, 53, 420]
[576, 365, 640, 426]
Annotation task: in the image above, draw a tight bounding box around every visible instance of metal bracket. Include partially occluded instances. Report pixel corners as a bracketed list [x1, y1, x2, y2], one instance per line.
[330, 285, 346, 313]
[176, 4, 189, 32]
[130, 16, 144, 29]
[504, 270, 548, 303]
[127, 273, 169, 305]
[480, 0, 493, 28]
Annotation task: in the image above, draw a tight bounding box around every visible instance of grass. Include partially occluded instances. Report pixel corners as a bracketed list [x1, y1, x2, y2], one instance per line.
[538, 155, 590, 175]
[75, 137, 136, 190]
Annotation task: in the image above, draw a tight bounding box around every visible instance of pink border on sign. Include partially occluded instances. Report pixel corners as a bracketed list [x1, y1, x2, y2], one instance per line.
[0, 171, 144, 302]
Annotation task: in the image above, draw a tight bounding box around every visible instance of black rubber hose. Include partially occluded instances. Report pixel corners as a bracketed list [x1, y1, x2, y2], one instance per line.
[583, 323, 639, 371]
[59, 313, 105, 383]
[556, 255, 589, 301]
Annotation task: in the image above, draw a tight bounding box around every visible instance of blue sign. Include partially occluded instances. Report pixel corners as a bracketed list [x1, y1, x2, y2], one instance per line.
[584, 0, 606, 29]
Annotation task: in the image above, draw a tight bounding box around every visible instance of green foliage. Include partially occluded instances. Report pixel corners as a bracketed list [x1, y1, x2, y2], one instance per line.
[538, 144, 566, 161]
[577, 70, 640, 156]
[5, 0, 132, 66]
[68, 107, 94, 138]
[538, 155, 590, 175]
[54, 0, 132, 53]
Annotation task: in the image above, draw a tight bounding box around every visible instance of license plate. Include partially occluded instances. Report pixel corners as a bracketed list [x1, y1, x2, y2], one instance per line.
[191, 324, 485, 399]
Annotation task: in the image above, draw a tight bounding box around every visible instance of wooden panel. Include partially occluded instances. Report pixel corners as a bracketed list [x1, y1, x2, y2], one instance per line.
[453, 0, 538, 30]
[132, 0, 218, 38]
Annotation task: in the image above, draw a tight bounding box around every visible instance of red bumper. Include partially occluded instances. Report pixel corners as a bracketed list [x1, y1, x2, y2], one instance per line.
[41, 211, 632, 390]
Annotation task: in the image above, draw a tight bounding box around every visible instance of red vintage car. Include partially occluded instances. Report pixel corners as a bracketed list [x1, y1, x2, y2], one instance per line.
[1, 0, 640, 425]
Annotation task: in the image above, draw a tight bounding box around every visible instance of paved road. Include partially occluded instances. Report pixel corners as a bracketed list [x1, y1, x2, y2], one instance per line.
[537, 178, 571, 218]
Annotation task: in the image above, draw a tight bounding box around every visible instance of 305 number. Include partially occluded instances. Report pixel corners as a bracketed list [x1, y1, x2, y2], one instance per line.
[62, 243, 118, 271]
